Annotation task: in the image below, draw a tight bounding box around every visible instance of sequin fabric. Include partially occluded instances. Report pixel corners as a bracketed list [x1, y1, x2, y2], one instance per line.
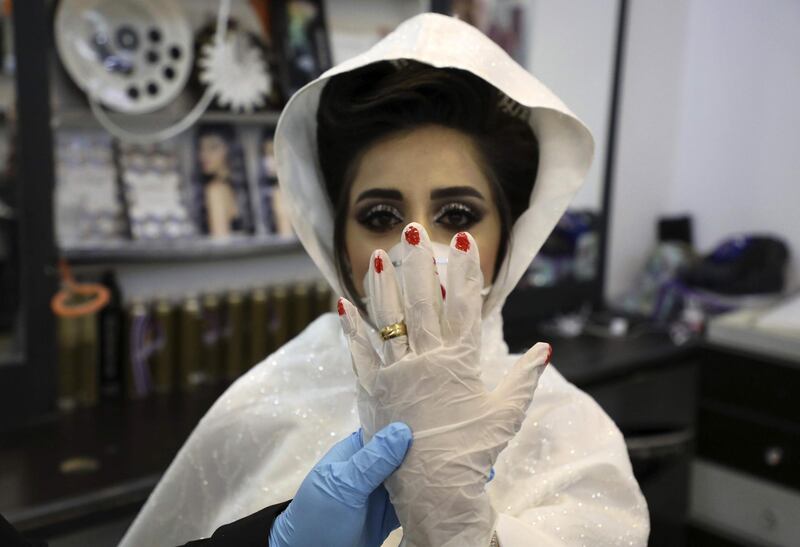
[120, 307, 648, 547]
[120, 13, 648, 547]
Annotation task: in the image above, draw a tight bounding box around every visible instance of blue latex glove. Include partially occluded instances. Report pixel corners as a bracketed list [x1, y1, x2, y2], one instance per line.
[269, 422, 412, 547]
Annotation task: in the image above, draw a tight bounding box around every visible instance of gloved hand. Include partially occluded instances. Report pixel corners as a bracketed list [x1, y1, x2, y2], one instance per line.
[339, 223, 550, 547]
[269, 422, 412, 547]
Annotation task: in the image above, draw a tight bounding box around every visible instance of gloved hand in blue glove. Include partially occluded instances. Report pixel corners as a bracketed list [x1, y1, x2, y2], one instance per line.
[269, 421, 412, 547]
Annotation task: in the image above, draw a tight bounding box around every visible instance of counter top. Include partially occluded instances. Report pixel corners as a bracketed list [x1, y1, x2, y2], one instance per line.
[509, 325, 698, 388]
[0, 386, 225, 533]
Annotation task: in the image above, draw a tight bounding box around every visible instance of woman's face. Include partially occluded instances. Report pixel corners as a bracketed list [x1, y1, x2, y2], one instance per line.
[199, 134, 229, 176]
[345, 124, 502, 298]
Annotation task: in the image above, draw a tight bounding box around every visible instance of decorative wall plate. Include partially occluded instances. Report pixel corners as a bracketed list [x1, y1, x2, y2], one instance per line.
[55, 0, 193, 114]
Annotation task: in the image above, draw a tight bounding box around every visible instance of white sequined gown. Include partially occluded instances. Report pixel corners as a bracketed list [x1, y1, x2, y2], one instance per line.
[120, 13, 649, 547]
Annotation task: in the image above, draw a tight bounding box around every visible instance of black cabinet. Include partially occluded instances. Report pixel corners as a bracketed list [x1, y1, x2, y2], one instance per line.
[690, 345, 800, 547]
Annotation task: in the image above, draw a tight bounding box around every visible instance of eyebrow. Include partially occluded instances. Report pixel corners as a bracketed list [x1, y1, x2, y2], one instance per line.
[430, 186, 486, 201]
[355, 188, 403, 203]
[355, 185, 486, 204]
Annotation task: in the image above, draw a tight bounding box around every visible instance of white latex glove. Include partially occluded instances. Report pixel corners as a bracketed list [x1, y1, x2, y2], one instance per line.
[338, 223, 551, 547]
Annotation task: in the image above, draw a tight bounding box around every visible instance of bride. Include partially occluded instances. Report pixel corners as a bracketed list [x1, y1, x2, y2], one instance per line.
[120, 13, 648, 547]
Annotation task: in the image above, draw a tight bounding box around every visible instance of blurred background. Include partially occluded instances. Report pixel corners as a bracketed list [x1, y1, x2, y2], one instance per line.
[0, 1, 797, 545]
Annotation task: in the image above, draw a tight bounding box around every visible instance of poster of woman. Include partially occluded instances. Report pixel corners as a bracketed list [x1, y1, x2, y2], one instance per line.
[193, 124, 255, 238]
[257, 128, 294, 237]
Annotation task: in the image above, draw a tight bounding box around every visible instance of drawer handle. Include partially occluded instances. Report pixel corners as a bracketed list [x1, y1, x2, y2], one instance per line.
[764, 446, 784, 467]
[759, 508, 778, 531]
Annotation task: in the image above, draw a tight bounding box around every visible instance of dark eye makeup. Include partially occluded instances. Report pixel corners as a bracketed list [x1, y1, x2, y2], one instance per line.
[433, 202, 484, 229]
[355, 203, 404, 232]
[354, 200, 485, 233]
[353, 186, 488, 233]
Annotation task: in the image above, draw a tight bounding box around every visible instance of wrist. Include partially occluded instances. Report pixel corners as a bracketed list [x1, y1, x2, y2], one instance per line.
[267, 511, 285, 546]
[389, 481, 496, 547]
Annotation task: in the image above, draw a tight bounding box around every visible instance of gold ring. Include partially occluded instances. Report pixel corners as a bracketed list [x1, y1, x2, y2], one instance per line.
[379, 321, 407, 341]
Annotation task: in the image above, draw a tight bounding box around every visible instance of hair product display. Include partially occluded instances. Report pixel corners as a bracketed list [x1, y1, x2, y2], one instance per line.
[56, 314, 99, 410]
[179, 295, 204, 390]
[314, 280, 333, 317]
[54, 131, 127, 246]
[119, 141, 197, 240]
[52, 261, 109, 410]
[53, 279, 330, 409]
[98, 271, 124, 398]
[268, 285, 290, 355]
[152, 299, 176, 393]
[201, 293, 223, 382]
[289, 282, 312, 337]
[127, 301, 155, 399]
[222, 291, 246, 381]
[248, 287, 269, 368]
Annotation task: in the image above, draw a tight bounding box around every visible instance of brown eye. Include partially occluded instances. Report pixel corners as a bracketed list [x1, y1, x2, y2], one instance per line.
[434, 202, 482, 229]
[356, 204, 403, 232]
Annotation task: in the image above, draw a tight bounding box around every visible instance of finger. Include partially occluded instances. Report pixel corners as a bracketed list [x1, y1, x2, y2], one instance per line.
[335, 422, 412, 503]
[491, 342, 551, 414]
[442, 231, 483, 350]
[321, 429, 364, 463]
[400, 223, 443, 354]
[338, 297, 382, 394]
[366, 249, 409, 364]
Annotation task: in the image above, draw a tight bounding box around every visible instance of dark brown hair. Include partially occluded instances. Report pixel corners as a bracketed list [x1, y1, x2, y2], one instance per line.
[316, 60, 539, 302]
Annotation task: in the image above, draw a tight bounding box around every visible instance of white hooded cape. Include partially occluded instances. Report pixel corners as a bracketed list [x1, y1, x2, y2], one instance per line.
[120, 13, 648, 547]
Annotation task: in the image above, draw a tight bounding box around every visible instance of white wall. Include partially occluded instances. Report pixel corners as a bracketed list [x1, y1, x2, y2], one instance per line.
[607, 0, 799, 300]
[526, 0, 619, 209]
[606, 0, 690, 300]
[667, 0, 800, 288]
[325, 0, 427, 64]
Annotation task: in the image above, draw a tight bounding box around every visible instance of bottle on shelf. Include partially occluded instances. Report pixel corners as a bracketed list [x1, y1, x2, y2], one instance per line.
[152, 298, 176, 394]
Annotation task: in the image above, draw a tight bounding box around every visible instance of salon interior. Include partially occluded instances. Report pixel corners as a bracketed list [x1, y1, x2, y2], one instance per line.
[0, 1, 797, 546]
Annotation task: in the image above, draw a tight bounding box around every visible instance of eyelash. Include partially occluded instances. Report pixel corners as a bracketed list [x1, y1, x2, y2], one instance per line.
[355, 202, 483, 233]
[433, 202, 483, 228]
[355, 204, 403, 232]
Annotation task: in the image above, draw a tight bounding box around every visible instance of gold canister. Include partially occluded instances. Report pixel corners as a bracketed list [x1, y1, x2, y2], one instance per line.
[201, 294, 222, 382]
[269, 285, 290, 354]
[315, 280, 333, 318]
[249, 288, 269, 367]
[291, 282, 313, 336]
[56, 304, 101, 408]
[75, 314, 99, 406]
[179, 295, 204, 390]
[126, 301, 150, 399]
[152, 299, 176, 394]
[56, 315, 79, 411]
[223, 291, 246, 380]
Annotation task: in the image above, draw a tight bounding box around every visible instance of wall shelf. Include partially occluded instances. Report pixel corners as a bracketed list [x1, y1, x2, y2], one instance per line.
[60, 235, 302, 265]
[51, 109, 282, 130]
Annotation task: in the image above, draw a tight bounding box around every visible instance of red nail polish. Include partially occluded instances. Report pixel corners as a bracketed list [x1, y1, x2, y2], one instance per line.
[374, 255, 384, 273]
[545, 344, 552, 365]
[455, 232, 470, 252]
[441, 284, 446, 300]
[405, 226, 420, 245]
[337, 298, 346, 316]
